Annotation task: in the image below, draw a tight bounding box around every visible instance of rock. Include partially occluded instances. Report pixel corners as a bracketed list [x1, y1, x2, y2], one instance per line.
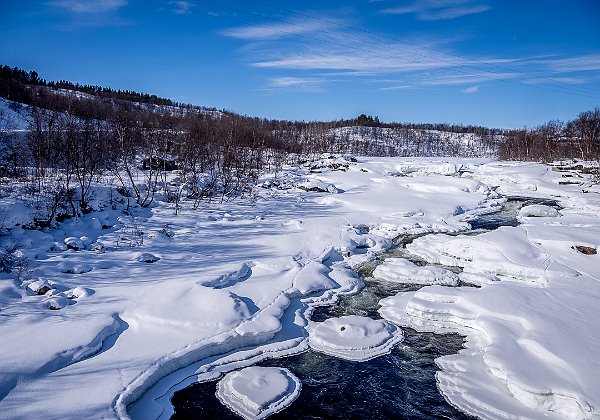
[45, 294, 68, 310]
[136, 252, 161, 263]
[573, 245, 597, 255]
[27, 279, 52, 295]
[64, 237, 85, 251]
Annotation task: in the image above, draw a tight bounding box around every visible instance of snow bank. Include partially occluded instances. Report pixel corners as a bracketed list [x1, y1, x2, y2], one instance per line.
[406, 227, 578, 285]
[216, 366, 301, 419]
[308, 315, 403, 361]
[518, 204, 560, 218]
[292, 261, 339, 295]
[372, 258, 459, 286]
[379, 280, 600, 419]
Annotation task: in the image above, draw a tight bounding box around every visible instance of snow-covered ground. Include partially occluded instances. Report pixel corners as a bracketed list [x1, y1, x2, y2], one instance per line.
[1, 156, 599, 419]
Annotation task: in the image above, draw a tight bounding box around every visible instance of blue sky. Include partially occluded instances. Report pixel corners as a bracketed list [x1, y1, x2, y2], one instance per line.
[1, 0, 599, 127]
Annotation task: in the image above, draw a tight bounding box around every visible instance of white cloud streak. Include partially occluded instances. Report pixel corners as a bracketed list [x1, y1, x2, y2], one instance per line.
[47, 0, 127, 13]
[382, 0, 490, 20]
[221, 12, 598, 94]
[222, 19, 335, 41]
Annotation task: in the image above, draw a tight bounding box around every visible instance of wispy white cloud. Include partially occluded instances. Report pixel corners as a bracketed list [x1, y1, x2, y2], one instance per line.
[222, 19, 336, 41]
[47, 0, 127, 13]
[382, 0, 490, 21]
[220, 11, 597, 94]
[170, 1, 191, 15]
[538, 54, 600, 73]
[253, 43, 470, 73]
[268, 76, 326, 92]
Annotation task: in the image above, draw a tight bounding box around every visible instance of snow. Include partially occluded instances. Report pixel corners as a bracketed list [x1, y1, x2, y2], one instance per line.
[308, 315, 403, 361]
[1, 157, 599, 420]
[216, 366, 301, 419]
[518, 204, 561, 218]
[372, 258, 460, 286]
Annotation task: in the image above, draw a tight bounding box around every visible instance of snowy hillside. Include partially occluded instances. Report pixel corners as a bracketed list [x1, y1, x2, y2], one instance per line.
[0, 97, 31, 131]
[329, 125, 501, 157]
[1, 156, 599, 419]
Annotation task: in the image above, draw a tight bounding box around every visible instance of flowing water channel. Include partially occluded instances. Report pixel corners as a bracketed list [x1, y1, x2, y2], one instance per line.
[170, 197, 560, 419]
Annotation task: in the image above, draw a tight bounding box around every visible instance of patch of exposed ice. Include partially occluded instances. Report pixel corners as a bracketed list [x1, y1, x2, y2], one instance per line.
[216, 366, 301, 420]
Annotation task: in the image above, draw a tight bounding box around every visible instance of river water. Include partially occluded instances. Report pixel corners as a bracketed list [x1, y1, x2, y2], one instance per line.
[170, 197, 559, 419]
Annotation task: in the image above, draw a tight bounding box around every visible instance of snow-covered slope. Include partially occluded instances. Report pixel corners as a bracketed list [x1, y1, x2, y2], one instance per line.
[0, 157, 599, 419]
[328, 126, 501, 157]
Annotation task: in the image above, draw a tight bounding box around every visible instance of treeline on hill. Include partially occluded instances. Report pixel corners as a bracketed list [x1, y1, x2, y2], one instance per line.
[1, 64, 598, 225]
[498, 109, 600, 161]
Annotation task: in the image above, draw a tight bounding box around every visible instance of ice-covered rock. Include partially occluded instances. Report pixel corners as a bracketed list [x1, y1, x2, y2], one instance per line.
[136, 252, 161, 263]
[58, 261, 93, 274]
[298, 180, 340, 193]
[308, 315, 403, 361]
[44, 294, 68, 310]
[27, 279, 52, 295]
[64, 237, 84, 251]
[372, 258, 459, 286]
[518, 204, 560, 218]
[216, 366, 301, 419]
[65, 287, 92, 299]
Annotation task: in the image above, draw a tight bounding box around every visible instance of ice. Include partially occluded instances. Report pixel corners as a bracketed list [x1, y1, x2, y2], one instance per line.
[308, 315, 403, 361]
[372, 258, 459, 286]
[216, 366, 301, 419]
[518, 204, 560, 218]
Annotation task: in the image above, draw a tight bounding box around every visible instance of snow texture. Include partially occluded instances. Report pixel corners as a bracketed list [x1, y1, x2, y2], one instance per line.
[1, 157, 599, 420]
[372, 257, 459, 286]
[308, 315, 403, 361]
[216, 366, 301, 419]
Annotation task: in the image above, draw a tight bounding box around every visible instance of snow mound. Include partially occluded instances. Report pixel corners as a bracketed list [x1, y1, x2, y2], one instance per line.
[130, 287, 251, 330]
[216, 366, 301, 420]
[379, 282, 600, 419]
[26, 279, 52, 295]
[308, 315, 403, 361]
[372, 258, 459, 286]
[44, 294, 68, 310]
[298, 180, 340, 193]
[202, 263, 252, 288]
[65, 286, 93, 299]
[136, 252, 161, 263]
[292, 261, 339, 295]
[518, 204, 560, 218]
[58, 261, 93, 274]
[64, 237, 85, 251]
[407, 227, 578, 285]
